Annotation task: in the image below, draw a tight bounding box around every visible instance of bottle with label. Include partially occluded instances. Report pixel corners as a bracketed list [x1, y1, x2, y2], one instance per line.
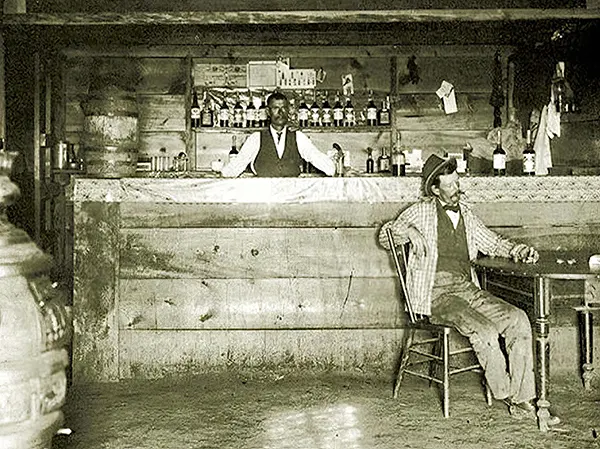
[233, 96, 244, 128]
[321, 93, 332, 127]
[219, 98, 230, 128]
[343, 97, 355, 127]
[310, 93, 321, 127]
[366, 90, 378, 127]
[333, 92, 344, 127]
[493, 129, 506, 176]
[257, 96, 268, 127]
[191, 89, 201, 129]
[366, 148, 375, 174]
[297, 97, 309, 128]
[523, 129, 535, 176]
[378, 95, 391, 126]
[377, 147, 390, 173]
[245, 95, 257, 128]
[200, 91, 214, 127]
[229, 135, 239, 164]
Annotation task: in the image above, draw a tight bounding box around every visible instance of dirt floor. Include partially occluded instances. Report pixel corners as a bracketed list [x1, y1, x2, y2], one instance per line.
[53, 371, 600, 449]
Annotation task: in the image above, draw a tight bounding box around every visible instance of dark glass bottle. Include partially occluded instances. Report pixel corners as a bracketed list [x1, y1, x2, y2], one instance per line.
[493, 129, 506, 176]
[333, 92, 344, 127]
[229, 135, 239, 164]
[310, 94, 320, 127]
[219, 98, 230, 128]
[232, 96, 244, 128]
[321, 93, 332, 127]
[257, 95, 268, 127]
[523, 129, 535, 176]
[366, 148, 374, 174]
[200, 91, 214, 127]
[298, 97, 309, 128]
[343, 97, 355, 127]
[245, 96, 257, 128]
[377, 147, 390, 173]
[366, 90, 378, 127]
[191, 89, 201, 129]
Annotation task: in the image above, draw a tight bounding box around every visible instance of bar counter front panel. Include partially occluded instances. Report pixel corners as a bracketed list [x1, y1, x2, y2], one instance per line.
[71, 176, 600, 382]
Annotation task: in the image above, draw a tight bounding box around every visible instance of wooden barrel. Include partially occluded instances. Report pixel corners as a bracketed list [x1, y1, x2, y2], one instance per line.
[81, 86, 139, 178]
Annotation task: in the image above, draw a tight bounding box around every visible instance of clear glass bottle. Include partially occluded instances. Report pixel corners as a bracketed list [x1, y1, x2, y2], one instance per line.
[378, 95, 391, 126]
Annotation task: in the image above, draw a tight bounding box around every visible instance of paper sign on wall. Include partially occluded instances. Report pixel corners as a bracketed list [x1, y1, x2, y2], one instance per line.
[436, 80, 458, 115]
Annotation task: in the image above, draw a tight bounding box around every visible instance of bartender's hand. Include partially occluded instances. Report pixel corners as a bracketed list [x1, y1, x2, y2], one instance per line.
[407, 227, 428, 259]
[510, 243, 539, 264]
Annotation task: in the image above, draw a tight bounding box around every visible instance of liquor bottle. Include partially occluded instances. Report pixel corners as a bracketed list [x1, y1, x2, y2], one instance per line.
[232, 96, 244, 128]
[523, 129, 535, 176]
[378, 95, 391, 126]
[366, 90, 378, 127]
[298, 97, 309, 128]
[333, 92, 344, 127]
[257, 95, 268, 127]
[321, 93, 332, 127]
[200, 91, 214, 127]
[343, 96, 355, 127]
[219, 98, 230, 128]
[229, 135, 239, 164]
[245, 95, 257, 128]
[493, 129, 506, 176]
[393, 131, 406, 176]
[310, 93, 320, 127]
[377, 147, 390, 173]
[191, 89, 201, 129]
[366, 148, 375, 174]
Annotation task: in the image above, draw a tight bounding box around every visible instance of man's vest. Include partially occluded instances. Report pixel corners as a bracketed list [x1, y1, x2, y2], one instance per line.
[435, 202, 471, 277]
[253, 129, 302, 177]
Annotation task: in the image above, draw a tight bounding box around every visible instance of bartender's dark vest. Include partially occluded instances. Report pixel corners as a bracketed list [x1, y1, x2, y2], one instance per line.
[253, 129, 302, 177]
[435, 202, 471, 277]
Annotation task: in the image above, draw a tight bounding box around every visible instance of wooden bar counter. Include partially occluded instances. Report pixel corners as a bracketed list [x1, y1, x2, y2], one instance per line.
[70, 175, 600, 383]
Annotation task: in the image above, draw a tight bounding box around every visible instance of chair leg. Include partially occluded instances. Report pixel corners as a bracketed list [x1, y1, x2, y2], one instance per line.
[442, 328, 450, 418]
[484, 381, 493, 406]
[429, 335, 442, 389]
[393, 329, 415, 399]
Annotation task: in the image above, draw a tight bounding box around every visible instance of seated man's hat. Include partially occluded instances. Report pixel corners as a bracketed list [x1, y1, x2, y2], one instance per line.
[422, 154, 456, 197]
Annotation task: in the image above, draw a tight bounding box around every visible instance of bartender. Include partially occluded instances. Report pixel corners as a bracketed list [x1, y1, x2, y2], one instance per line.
[220, 91, 336, 177]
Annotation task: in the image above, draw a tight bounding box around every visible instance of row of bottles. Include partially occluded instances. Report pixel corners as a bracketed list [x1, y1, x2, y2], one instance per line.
[492, 128, 535, 177]
[297, 91, 391, 128]
[191, 89, 392, 130]
[192, 90, 269, 129]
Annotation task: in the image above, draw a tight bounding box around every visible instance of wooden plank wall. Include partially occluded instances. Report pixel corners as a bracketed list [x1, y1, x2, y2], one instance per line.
[64, 45, 509, 172]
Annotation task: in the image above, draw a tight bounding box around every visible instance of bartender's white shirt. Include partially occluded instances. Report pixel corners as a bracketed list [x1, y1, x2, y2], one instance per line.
[221, 126, 335, 177]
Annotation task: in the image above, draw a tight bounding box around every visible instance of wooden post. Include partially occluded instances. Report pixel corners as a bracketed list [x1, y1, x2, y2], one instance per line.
[0, 32, 5, 145]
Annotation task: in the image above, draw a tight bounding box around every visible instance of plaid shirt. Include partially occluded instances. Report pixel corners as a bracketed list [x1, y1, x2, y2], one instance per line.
[378, 197, 516, 315]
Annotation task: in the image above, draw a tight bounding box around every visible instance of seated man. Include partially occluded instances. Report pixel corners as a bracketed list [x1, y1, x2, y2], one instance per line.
[220, 91, 335, 178]
[378, 154, 559, 426]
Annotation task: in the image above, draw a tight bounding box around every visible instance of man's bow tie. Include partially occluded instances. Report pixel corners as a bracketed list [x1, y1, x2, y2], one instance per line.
[443, 204, 460, 213]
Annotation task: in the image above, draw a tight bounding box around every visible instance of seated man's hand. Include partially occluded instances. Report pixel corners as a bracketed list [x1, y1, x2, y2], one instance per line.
[510, 243, 539, 264]
[406, 227, 428, 259]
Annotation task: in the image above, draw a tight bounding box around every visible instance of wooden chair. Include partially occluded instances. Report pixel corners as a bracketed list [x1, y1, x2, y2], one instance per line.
[386, 228, 492, 418]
